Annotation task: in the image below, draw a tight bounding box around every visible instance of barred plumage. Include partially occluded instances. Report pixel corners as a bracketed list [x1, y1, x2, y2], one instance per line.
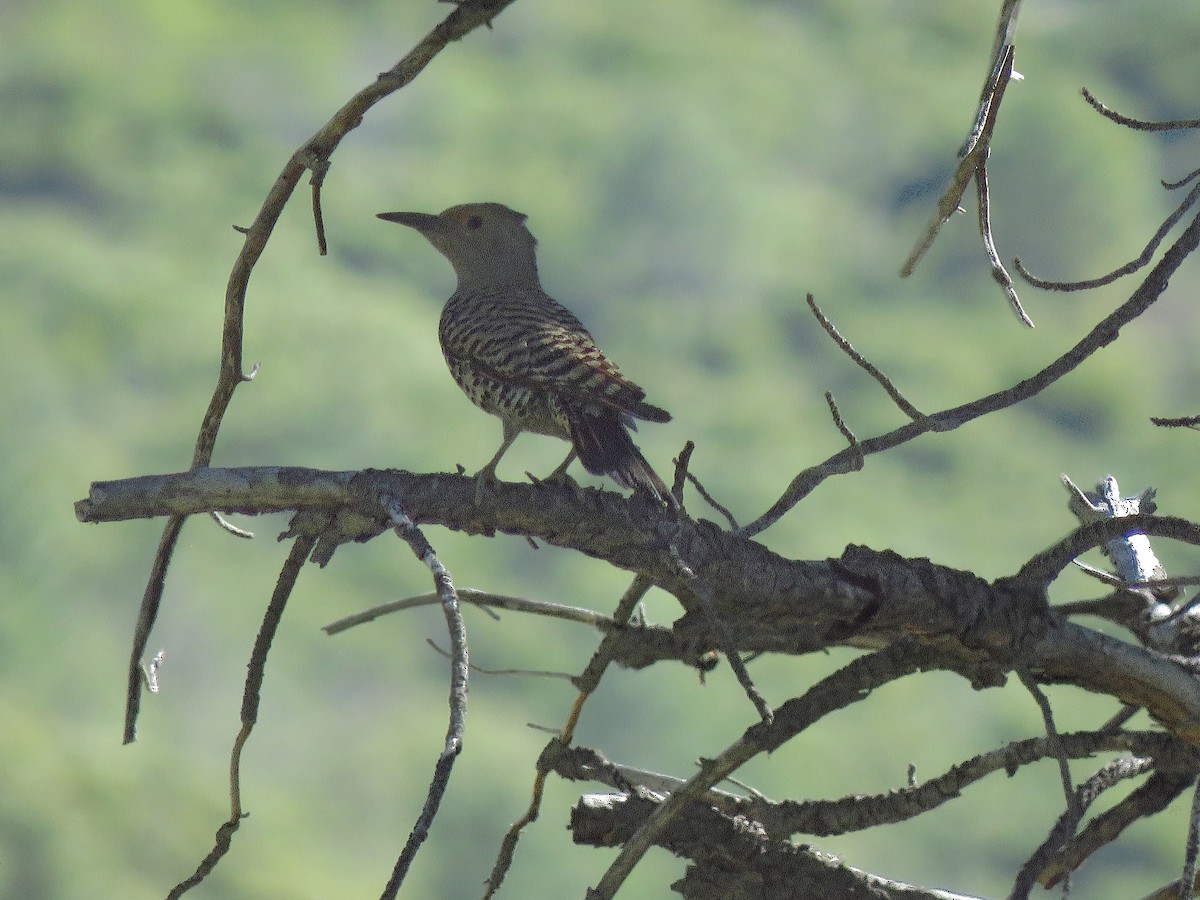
[378, 202, 675, 507]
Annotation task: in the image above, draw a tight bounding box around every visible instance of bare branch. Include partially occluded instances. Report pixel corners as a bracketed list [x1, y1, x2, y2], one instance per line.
[123, 0, 519, 745]
[483, 575, 653, 899]
[743, 205, 1200, 537]
[806, 294, 925, 420]
[901, 17, 1019, 274]
[1008, 666, 1085, 900]
[1015, 179, 1200, 291]
[1014, 755, 1158, 900]
[1152, 415, 1200, 430]
[169, 530, 318, 897]
[165, 821, 241, 900]
[1041, 769, 1195, 888]
[1062, 474, 1176, 600]
[670, 440, 694, 511]
[673, 440, 739, 529]
[573, 786, 991, 900]
[424, 639, 573, 680]
[78, 467, 1200, 740]
[823, 393, 864, 467]
[903, 4, 1030, 328]
[122, 516, 184, 743]
[744, 731, 1189, 840]
[1081, 87, 1200, 132]
[975, 145, 1034, 326]
[680, 568, 774, 723]
[1017, 514, 1200, 588]
[586, 641, 960, 899]
[379, 495, 468, 899]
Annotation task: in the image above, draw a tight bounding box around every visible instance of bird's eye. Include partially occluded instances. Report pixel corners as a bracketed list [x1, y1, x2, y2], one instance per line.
[466, 215, 484, 230]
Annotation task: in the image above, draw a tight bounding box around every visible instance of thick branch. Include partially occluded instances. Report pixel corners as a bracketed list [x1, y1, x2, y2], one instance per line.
[572, 789, 987, 900]
[77, 466, 1200, 746]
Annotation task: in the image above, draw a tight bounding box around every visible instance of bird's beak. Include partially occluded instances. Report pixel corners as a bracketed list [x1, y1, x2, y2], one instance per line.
[377, 211, 441, 233]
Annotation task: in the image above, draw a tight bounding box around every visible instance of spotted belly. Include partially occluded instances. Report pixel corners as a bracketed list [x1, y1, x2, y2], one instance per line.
[446, 356, 571, 440]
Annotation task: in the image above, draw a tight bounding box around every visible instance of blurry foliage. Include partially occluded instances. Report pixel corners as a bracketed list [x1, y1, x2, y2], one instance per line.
[6, 0, 1200, 897]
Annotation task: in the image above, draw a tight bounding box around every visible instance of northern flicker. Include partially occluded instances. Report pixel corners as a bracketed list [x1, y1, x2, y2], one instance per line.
[377, 202, 676, 508]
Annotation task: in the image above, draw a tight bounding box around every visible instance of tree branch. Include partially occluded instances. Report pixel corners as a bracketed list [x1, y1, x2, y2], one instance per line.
[122, 0, 519, 745]
[743, 204, 1200, 537]
[77, 466, 1200, 745]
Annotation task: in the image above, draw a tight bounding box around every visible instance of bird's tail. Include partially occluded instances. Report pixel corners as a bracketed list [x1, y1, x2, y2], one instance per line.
[566, 407, 678, 509]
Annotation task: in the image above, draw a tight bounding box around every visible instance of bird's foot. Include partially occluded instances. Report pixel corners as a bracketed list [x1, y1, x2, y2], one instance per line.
[471, 464, 501, 505]
[528, 468, 580, 490]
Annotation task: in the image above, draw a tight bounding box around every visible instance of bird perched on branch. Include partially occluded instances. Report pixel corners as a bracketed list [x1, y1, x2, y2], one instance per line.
[378, 202, 677, 508]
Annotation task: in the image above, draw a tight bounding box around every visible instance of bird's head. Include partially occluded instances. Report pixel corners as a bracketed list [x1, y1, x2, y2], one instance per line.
[378, 202, 540, 287]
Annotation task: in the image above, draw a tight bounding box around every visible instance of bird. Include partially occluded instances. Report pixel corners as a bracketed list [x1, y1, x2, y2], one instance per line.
[377, 201, 677, 508]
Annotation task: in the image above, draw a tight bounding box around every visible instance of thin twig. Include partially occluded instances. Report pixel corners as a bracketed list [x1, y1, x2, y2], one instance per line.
[823, 393, 864, 469]
[745, 730, 1185, 840]
[1040, 769, 1195, 889]
[807, 294, 925, 420]
[672, 440, 739, 529]
[670, 440, 693, 511]
[168, 532, 316, 898]
[572, 575, 655, 696]
[121, 0, 519, 744]
[424, 638, 574, 680]
[165, 821, 241, 900]
[1015, 180, 1200, 291]
[1163, 167, 1200, 191]
[1017, 515, 1200, 588]
[1022, 667, 1077, 808]
[1014, 755, 1157, 899]
[324, 588, 614, 634]
[975, 127, 1034, 326]
[1098, 705, 1141, 734]
[742, 205, 1200, 538]
[1009, 668, 1080, 899]
[123, 516, 184, 743]
[672, 548, 773, 722]
[684, 471, 738, 530]
[379, 496, 468, 900]
[901, 0, 1023, 312]
[308, 151, 330, 255]
[1081, 88, 1200, 132]
[232, 534, 316, 819]
[210, 511, 254, 538]
[483, 575, 653, 899]
[1152, 415, 1200, 430]
[587, 640, 940, 900]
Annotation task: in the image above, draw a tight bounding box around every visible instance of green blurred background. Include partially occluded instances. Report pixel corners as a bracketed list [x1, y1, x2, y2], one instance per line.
[5, 0, 1200, 896]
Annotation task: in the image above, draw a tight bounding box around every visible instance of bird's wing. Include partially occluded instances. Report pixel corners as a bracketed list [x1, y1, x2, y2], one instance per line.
[464, 301, 670, 423]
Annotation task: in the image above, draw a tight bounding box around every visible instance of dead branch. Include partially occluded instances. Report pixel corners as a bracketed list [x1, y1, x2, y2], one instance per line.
[75, 465, 1200, 745]
[378, 496, 468, 900]
[122, 0, 519, 747]
[807, 293, 924, 421]
[1081, 87, 1200, 132]
[1015, 178, 1200, 291]
[743, 204, 1200, 538]
[902, 2, 1031, 326]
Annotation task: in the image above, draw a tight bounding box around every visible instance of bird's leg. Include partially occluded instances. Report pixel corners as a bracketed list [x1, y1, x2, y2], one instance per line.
[539, 448, 579, 487]
[473, 420, 520, 503]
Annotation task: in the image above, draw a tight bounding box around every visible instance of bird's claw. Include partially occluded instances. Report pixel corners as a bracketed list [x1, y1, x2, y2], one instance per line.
[529, 469, 580, 490]
[472, 465, 500, 505]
